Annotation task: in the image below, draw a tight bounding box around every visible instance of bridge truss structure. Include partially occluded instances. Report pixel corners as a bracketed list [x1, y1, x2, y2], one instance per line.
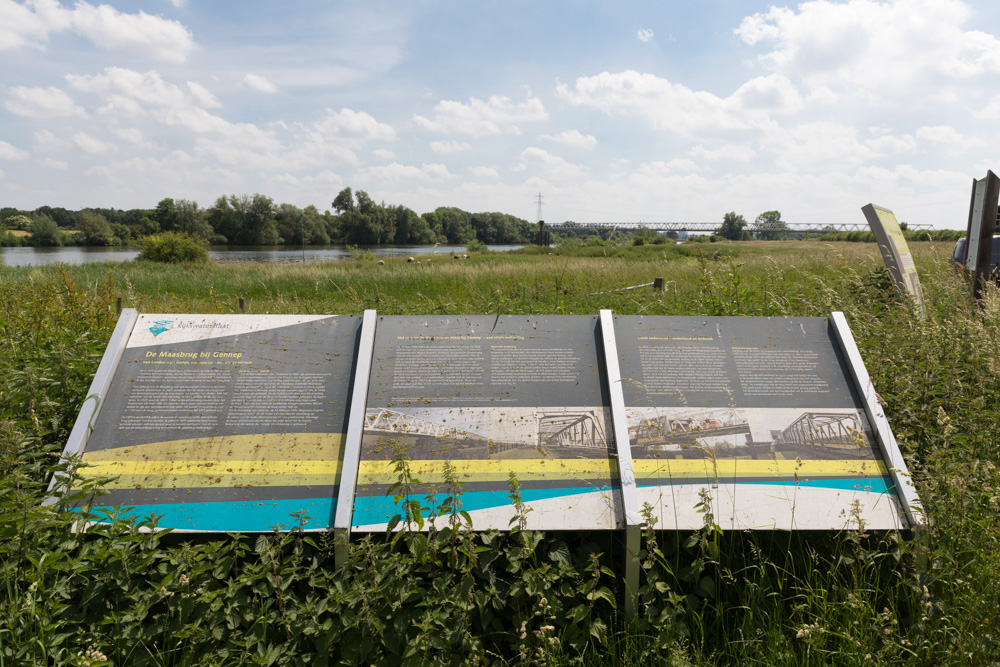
[548, 221, 934, 235]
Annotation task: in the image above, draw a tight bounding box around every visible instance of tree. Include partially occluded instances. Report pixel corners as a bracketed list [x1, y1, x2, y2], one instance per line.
[434, 207, 474, 244]
[77, 210, 116, 246]
[275, 203, 330, 245]
[34, 206, 77, 228]
[753, 210, 788, 240]
[29, 214, 62, 246]
[420, 211, 446, 242]
[470, 212, 533, 244]
[151, 198, 179, 232]
[332, 187, 355, 214]
[208, 194, 278, 245]
[389, 205, 435, 244]
[174, 199, 215, 241]
[338, 190, 394, 245]
[716, 212, 748, 240]
[4, 214, 33, 231]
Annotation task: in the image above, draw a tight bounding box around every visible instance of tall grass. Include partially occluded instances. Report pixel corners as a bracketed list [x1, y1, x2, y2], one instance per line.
[1, 242, 997, 664]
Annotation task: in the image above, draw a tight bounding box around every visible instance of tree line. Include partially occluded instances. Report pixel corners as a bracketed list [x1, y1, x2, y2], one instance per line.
[0, 188, 536, 248]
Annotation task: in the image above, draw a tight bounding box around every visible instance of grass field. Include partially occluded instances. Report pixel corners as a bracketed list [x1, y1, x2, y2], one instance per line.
[1, 240, 998, 665]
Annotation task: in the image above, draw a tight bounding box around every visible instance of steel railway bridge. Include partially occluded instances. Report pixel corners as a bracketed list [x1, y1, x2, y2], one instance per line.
[547, 221, 934, 235]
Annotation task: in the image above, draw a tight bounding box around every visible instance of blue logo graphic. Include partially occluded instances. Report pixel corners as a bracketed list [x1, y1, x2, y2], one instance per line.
[149, 320, 173, 336]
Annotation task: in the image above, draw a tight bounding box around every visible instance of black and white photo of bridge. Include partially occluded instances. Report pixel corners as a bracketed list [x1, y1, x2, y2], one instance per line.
[362, 406, 614, 460]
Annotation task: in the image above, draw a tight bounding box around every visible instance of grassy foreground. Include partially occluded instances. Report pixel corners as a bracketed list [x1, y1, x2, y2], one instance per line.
[1, 241, 998, 665]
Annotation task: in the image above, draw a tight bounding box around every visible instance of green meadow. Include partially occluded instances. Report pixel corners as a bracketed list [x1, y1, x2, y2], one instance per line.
[2, 240, 998, 665]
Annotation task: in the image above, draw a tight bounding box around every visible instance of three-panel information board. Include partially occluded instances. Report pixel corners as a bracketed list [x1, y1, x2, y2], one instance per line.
[51, 310, 923, 539]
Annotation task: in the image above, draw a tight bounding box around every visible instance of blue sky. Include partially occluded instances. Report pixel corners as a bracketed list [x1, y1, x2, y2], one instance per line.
[2, 0, 1000, 229]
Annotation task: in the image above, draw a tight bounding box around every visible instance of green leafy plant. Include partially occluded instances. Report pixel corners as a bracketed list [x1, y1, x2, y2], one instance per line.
[137, 231, 210, 264]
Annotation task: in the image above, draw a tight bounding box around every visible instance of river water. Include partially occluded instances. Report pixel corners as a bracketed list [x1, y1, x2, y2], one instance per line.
[0, 244, 524, 267]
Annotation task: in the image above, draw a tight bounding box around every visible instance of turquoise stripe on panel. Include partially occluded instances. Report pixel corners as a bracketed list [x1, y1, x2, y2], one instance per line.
[352, 486, 615, 527]
[82, 498, 335, 532]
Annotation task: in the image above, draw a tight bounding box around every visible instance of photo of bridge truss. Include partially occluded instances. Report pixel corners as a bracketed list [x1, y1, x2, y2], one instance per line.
[626, 408, 751, 459]
[745, 407, 878, 460]
[626, 407, 879, 461]
[362, 406, 614, 460]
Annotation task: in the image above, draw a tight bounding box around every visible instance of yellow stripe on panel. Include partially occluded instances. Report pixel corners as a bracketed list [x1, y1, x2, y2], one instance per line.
[81, 433, 343, 462]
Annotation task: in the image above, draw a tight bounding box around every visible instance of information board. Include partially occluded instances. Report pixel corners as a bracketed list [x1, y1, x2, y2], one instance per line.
[965, 171, 1000, 300]
[72, 314, 361, 531]
[612, 315, 907, 530]
[862, 203, 926, 318]
[55, 310, 920, 537]
[351, 315, 622, 531]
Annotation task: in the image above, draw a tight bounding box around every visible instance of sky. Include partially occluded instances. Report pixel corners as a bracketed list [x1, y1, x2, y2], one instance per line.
[2, 0, 1000, 229]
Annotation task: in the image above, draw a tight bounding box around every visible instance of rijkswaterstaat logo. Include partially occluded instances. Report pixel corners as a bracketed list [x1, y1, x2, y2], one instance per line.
[149, 320, 173, 336]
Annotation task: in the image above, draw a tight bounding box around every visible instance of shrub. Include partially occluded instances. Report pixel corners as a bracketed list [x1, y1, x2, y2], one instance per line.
[137, 231, 210, 263]
[346, 243, 376, 261]
[467, 238, 488, 252]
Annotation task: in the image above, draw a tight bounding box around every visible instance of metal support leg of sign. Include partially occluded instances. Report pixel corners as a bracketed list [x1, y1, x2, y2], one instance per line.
[829, 312, 924, 529]
[44, 308, 139, 506]
[599, 310, 642, 619]
[335, 310, 378, 568]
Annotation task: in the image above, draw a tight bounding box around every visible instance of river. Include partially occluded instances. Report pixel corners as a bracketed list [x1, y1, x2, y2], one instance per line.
[0, 244, 524, 267]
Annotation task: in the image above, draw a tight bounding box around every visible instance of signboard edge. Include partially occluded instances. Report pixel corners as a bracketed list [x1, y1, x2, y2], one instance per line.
[828, 312, 924, 529]
[44, 308, 140, 505]
[334, 309, 378, 565]
[599, 309, 641, 619]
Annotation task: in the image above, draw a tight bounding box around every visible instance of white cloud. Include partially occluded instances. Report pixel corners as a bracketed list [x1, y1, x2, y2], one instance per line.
[0, 0, 195, 62]
[242, 74, 279, 94]
[735, 0, 1000, 106]
[639, 159, 701, 175]
[866, 132, 916, 155]
[82, 150, 243, 199]
[356, 162, 454, 184]
[301, 170, 343, 188]
[538, 130, 597, 149]
[916, 125, 966, 145]
[167, 0, 188, 7]
[470, 166, 499, 178]
[557, 70, 768, 137]
[38, 157, 68, 169]
[759, 122, 876, 170]
[112, 127, 150, 146]
[73, 131, 116, 154]
[516, 147, 587, 181]
[313, 108, 396, 143]
[68, 67, 204, 112]
[0, 140, 28, 160]
[414, 94, 548, 137]
[637, 28, 654, 43]
[34, 129, 70, 151]
[688, 144, 756, 162]
[975, 93, 1000, 119]
[5, 85, 85, 118]
[731, 74, 804, 114]
[186, 81, 222, 109]
[431, 140, 471, 154]
[371, 148, 395, 160]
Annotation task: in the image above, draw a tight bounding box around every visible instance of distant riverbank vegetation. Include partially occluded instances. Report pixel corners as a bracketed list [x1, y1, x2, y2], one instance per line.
[0, 187, 538, 249]
[1, 195, 968, 250]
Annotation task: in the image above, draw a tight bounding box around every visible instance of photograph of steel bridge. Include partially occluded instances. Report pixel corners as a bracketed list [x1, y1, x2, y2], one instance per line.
[361, 406, 615, 461]
[627, 407, 879, 461]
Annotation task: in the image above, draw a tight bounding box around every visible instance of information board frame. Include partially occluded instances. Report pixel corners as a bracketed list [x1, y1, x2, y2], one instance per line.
[862, 203, 926, 318]
[964, 171, 1000, 301]
[52, 310, 922, 536]
[45, 308, 139, 504]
